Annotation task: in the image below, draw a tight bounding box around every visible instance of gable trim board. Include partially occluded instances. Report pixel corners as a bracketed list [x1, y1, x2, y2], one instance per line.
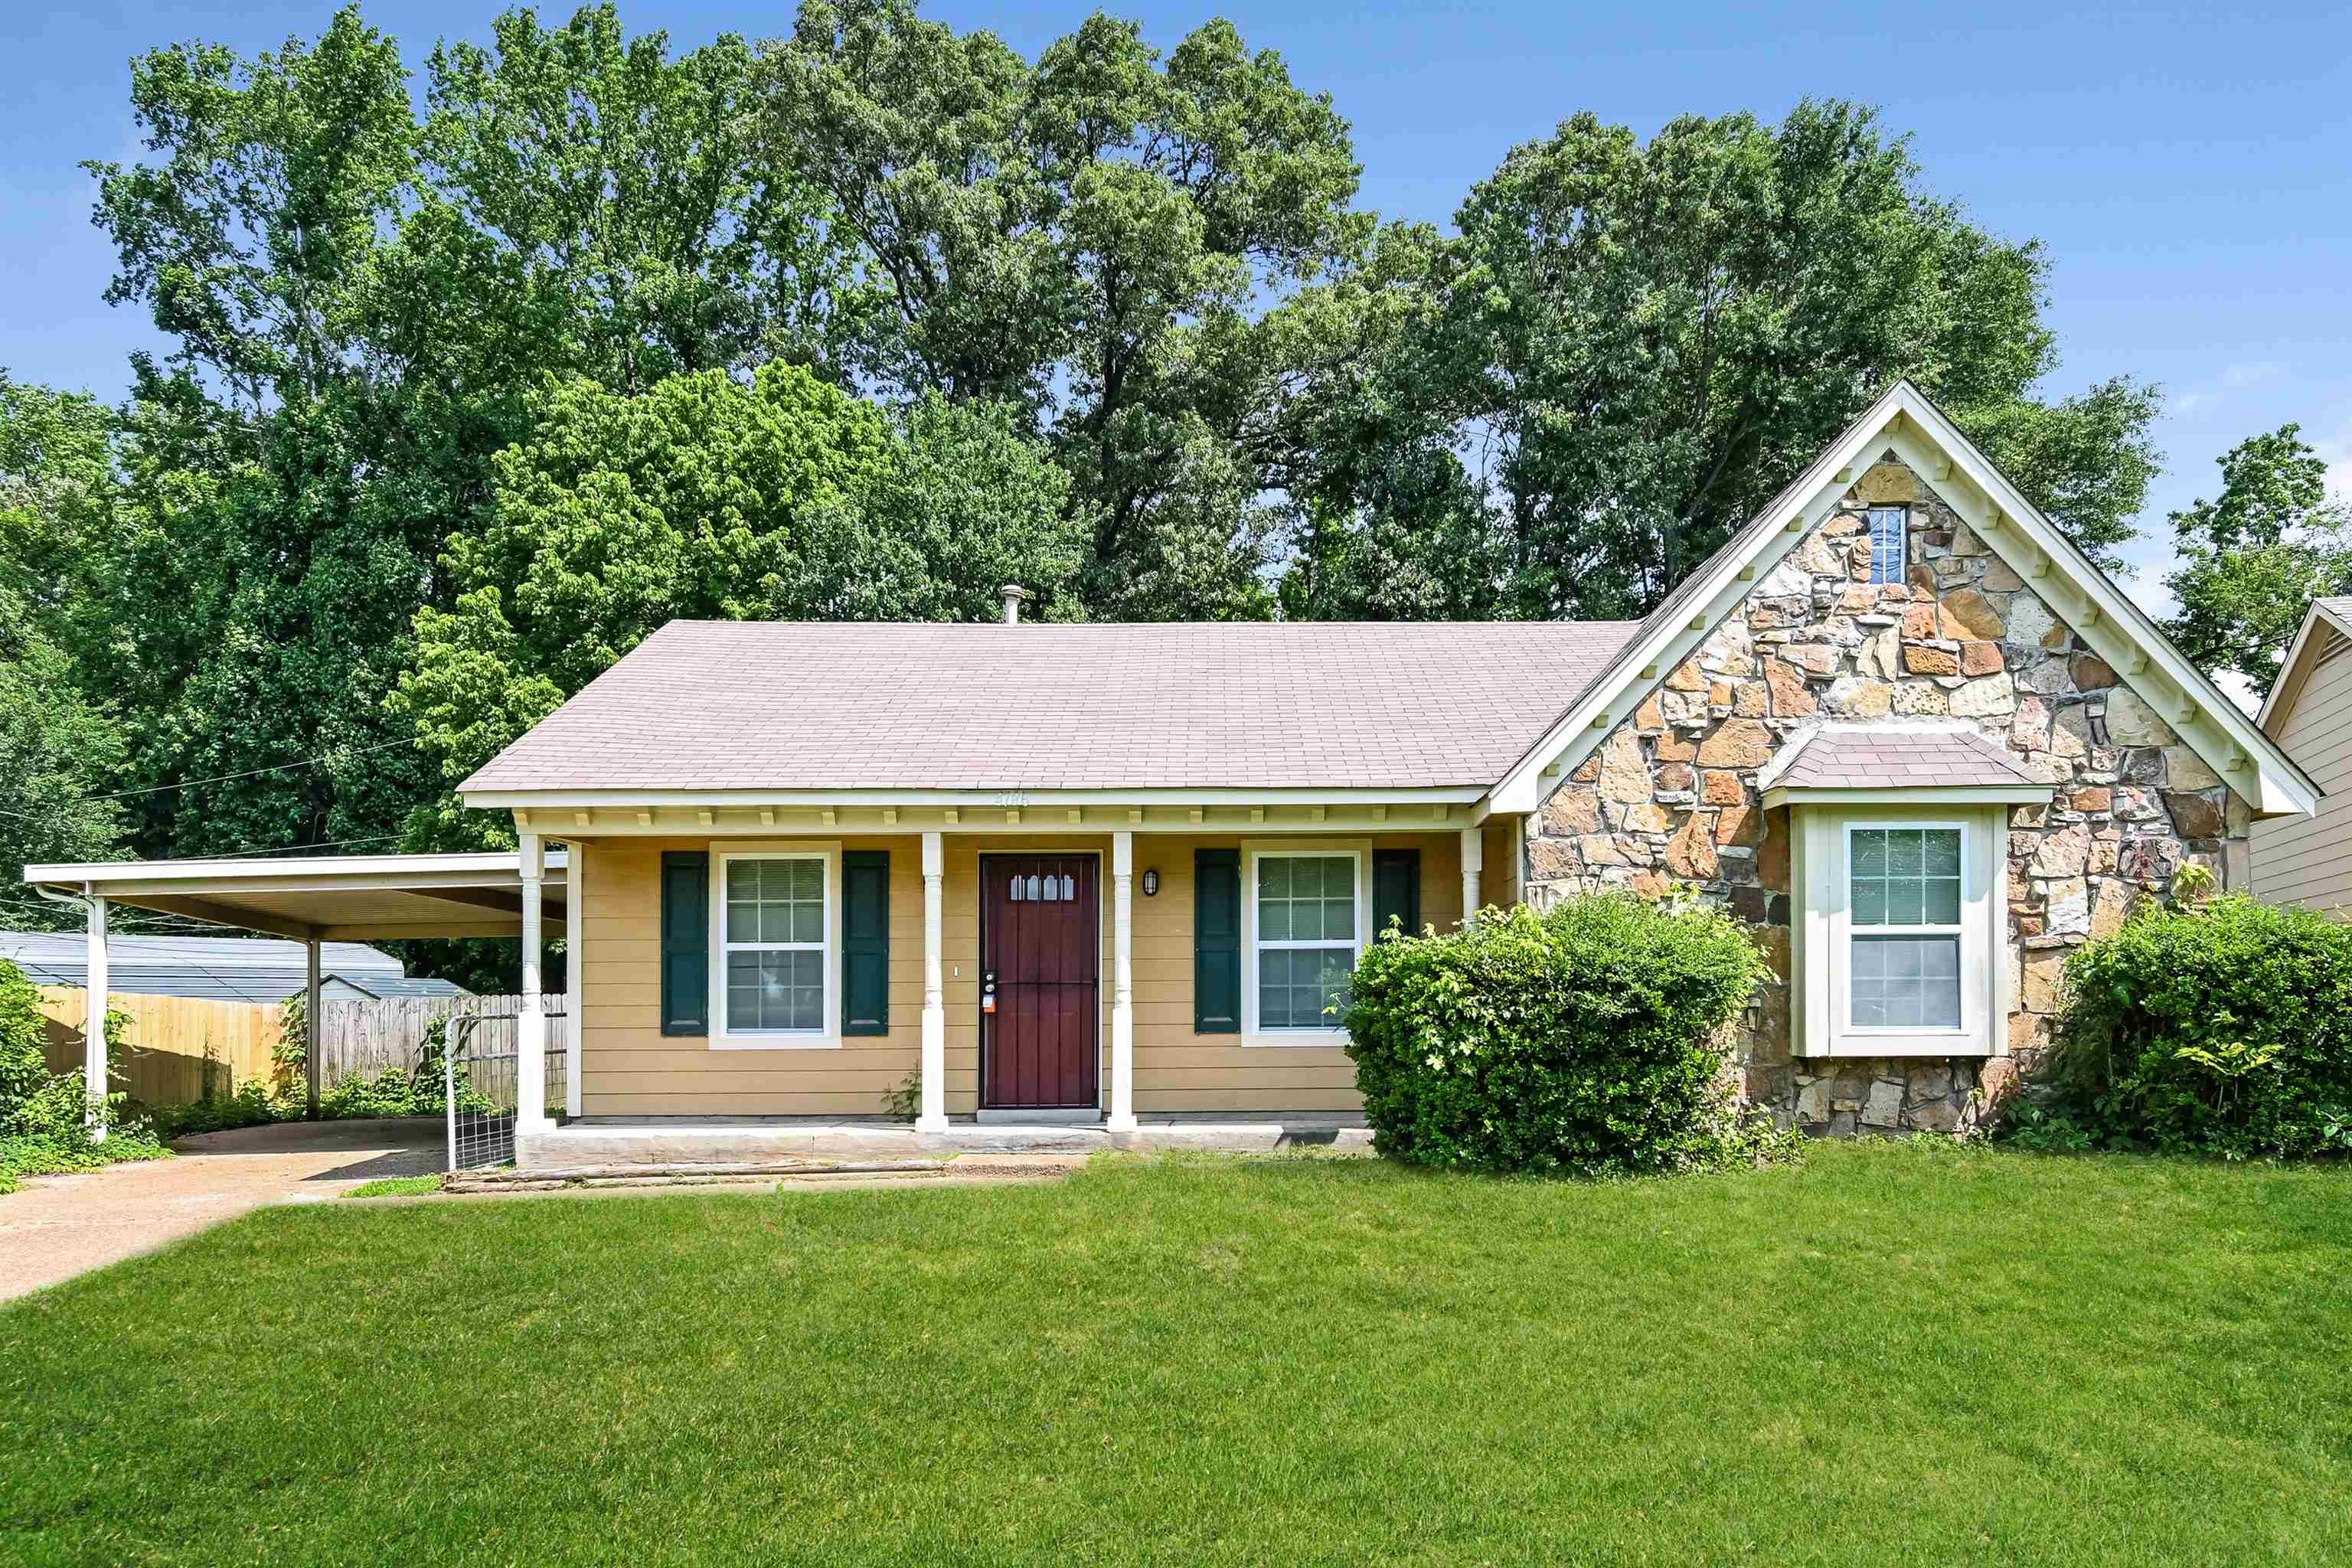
[2258, 596, 2352, 738]
[1485, 381, 2320, 822]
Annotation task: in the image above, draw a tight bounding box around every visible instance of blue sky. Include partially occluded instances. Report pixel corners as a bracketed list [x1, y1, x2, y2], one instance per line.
[7, 2, 2350, 616]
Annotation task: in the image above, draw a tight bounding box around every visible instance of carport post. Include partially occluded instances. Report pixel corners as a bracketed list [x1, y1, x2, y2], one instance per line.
[83, 891, 107, 1142]
[305, 933, 322, 1119]
[515, 832, 548, 1135]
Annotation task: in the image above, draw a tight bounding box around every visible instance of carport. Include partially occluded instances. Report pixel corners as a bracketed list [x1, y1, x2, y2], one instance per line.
[22, 849, 570, 1132]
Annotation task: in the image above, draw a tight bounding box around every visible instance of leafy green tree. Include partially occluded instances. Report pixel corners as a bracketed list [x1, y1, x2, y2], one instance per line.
[397, 364, 1087, 847]
[0, 591, 129, 916]
[1277, 103, 2159, 621]
[77, 6, 849, 864]
[758, 0, 1366, 618]
[2165, 424, 2352, 690]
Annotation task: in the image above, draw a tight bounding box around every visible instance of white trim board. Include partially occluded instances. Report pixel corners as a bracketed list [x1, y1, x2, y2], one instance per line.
[2258, 597, 2352, 738]
[1486, 381, 2320, 822]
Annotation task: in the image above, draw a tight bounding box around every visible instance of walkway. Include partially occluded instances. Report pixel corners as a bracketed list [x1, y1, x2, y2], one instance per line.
[0, 1118, 443, 1303]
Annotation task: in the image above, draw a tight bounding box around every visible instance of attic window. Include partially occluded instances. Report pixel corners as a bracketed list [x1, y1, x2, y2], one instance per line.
[1867, 506, 1907, 585]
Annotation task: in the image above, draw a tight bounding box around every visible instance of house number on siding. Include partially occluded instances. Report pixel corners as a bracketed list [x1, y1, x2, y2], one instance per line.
[991, 791, 1031, 808]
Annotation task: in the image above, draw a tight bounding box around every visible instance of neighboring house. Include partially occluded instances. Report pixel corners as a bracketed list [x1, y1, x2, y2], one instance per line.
[0, 931, 470, 1004]
[2250, 596, 2352, 916]
[25, 382, 2318, 1158]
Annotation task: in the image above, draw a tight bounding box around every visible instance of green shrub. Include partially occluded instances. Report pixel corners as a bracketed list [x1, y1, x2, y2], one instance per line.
[2040, 893, 2352, 1159]
[149, 1079, 303, 1140]
[1343, 896, 1772, 1175]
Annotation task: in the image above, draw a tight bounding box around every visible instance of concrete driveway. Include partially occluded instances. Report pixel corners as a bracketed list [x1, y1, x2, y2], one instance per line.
[0, 1118, 444, 1303]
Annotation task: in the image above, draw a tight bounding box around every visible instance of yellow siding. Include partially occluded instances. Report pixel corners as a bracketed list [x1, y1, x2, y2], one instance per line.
[1128, 832, 1459, 1114]
[577, 829, 1462, 1117]
[579, 836, 925, 1118]
[2255, 630, 2352, 915]
[1481, 815, 1522, 912]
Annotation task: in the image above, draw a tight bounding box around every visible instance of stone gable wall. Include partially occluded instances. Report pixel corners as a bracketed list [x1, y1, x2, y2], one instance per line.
[1523, 454, 2248, 1137]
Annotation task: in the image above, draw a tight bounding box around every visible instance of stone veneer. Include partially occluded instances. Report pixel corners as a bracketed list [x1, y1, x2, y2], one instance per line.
[1523, 453, 2249, 1137]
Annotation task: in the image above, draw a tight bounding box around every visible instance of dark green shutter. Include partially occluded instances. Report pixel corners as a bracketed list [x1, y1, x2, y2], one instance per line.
[659, 851, 709, 1037]
[841, 850, 890, 1037]
[1194, 848, 1241, 1034]
[1373, 848, 1421, 943]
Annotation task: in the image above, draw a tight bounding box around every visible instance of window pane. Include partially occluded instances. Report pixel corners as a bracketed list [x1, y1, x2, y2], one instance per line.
[1869, 507, 1906, 585]
[726, 858, 823, 949]
[1850, 829, 1961, 930]
[1889, 831, 1923, 877]
[1852, 830, 1886, 878]
[1256, 857, 1357, 950]
[1259, 945, 1352, 1029]
[1851, 936, 1960, 1029]
[727, 950, 823, 1031]
[1925, 831, 1962, 877]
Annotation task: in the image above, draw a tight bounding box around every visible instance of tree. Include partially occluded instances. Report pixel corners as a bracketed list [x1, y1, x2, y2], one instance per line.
[1277, 102, 2160, 621]
[2165, 425, 2352, 690]
[757, 1, 1367, 618]
[396, 364, 1088, 847]
[0, 590, 129, 917]
[77, 6, 848, 863]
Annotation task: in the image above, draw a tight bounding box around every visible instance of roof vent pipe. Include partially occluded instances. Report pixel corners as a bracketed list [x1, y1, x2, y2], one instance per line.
[999, 583, 1030, 625]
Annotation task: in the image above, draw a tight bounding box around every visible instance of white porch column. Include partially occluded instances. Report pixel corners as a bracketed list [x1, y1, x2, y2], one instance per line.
[1460, 825, 1484, 926]
[564, 841, 583, 1118]
[83, 893, 107, 1141]
[916, 831, 948, 1132]
[1106, 830, 1137, 1132]
[516, 831, 548, 1132]
[305, 932, 322, 1119]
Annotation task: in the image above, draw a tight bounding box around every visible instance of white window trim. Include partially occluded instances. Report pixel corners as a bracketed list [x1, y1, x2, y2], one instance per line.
[1240, 840, 1370, 1047]
[1794, 807, 2005, 1059]
[709, 840, 842, 1050]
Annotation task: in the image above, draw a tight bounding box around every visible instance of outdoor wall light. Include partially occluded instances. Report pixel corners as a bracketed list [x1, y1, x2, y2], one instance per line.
[1142, 868, 1160, 897]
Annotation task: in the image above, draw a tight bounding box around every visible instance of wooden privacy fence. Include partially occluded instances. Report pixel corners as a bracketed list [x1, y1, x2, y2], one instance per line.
[37, 989, 569, 1107]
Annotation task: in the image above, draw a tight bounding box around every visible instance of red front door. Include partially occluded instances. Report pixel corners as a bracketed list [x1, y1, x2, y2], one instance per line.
[981, 854, 1100, 1109]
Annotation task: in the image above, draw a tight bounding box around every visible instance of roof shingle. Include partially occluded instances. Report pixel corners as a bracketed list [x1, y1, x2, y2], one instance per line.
[1766, 726, 2045, 792]
[461, 619, 1645, 794]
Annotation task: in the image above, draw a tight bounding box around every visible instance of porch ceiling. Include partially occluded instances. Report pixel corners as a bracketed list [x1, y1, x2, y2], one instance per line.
[21, 851, 569, 943]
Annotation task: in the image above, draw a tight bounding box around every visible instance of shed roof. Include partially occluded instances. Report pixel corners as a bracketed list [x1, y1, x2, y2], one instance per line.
[1769, 727, 2045, 792]
[459, 619, 1645, 795]
[0, 932, 470, 1004]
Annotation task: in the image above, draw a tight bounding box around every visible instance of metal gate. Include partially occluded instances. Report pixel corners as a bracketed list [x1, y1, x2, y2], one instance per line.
[444, 1008, 569, 1172]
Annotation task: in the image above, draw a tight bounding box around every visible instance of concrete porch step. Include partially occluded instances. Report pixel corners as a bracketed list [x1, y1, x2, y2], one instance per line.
[445, 1154, 1086, 1194]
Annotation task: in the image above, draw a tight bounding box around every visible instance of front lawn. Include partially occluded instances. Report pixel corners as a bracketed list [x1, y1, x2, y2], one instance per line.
[3, 1146, 2347, 1566]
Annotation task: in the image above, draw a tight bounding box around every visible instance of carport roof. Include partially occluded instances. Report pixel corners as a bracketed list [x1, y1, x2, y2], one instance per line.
[21, 851, 568, 943]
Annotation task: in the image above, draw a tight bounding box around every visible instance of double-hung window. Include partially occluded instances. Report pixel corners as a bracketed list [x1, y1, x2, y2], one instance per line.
[1244, 847, 1367, 1040]
[714, 851, 833, 1045]
[1793, 808, 2002, 1057]
[1847, 827, 1964, 1030]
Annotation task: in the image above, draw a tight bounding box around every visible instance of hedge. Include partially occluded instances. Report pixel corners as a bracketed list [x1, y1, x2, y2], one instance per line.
[1342, 895, 1770, 1175]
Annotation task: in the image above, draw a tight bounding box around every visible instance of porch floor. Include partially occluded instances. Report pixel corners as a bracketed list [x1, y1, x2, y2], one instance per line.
[521, 1113, 1372, 1167]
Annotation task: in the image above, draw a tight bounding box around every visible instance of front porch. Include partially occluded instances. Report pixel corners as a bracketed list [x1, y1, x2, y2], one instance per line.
[523, 1111, 1375, 1166]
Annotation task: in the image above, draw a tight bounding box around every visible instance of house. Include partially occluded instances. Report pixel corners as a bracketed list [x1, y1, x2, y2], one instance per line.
[0, 930, 470, 1004]
[24, 383, 2317, 1159]
[2249, 596, 2352, 915]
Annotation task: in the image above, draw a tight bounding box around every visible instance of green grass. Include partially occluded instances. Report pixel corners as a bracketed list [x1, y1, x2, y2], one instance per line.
[339, 1172, 444, 1199]
[3, 1145, 2347, 1566]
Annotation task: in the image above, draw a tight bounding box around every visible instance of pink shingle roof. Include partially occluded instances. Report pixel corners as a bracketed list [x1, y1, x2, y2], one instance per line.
[1769, 726, 2044, 792]
[461, 619, 1645, 794]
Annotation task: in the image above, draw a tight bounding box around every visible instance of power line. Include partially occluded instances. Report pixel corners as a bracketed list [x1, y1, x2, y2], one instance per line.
[83, 736, 416, 802]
